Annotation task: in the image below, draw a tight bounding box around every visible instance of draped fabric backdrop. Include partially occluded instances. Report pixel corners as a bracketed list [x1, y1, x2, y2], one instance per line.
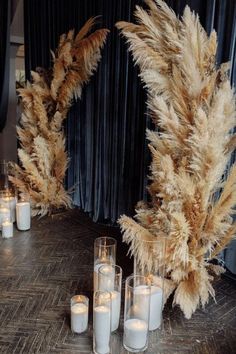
[24, 0, 236, 225]
[0, 0, 11, 132]
[24, 0, 148, 223]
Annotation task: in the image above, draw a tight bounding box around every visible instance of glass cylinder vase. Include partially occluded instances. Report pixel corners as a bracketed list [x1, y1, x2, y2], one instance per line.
[0, 189, 17, 223]
[134, 237, 166, 331]
[123, 275, 151, 352]
[98, 264, 122, 332]
[94, 237, 117, 290]
[93, 290, 111, 354]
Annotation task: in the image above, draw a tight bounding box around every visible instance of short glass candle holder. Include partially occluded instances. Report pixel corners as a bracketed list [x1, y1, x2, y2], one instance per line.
[93, 290, 111, 354]
[134, 238, 166, 331]
[98, 264, 122, 332]
[123, 275, 151, 352]
[71, 295, 89, 334]
[94, 237, 117, 290]
[1, 216, 13, 238]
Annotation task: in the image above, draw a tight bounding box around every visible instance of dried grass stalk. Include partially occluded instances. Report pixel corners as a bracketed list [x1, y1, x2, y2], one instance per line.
[116, 0, 236, 318]
[10, 19, 109, 216]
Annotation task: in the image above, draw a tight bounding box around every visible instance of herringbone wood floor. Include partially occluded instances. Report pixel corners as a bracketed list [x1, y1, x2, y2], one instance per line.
[0, 209, 235, 354]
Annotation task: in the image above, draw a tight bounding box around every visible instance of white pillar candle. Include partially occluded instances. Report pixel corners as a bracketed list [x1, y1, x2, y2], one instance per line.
[133, 285, 150, 320]
[124, 319, 148, 350]
[94, 263, 107, 291]
[149, 286, 163, 330]
[94, 305, 110, 354]
[0, 196, 16, 222]
[2, 220, 13, 238]
[16, 202, 31, 231]
[110, 290, 121, 332]
[98, 264, 115, 291]
[133, 285, 163, 330]
[71, 303, 88, 333]
[0, 207, 10, 230]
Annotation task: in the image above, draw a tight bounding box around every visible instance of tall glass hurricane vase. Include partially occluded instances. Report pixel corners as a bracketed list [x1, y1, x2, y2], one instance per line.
[93, 290, 111, 354]
[123, 275, 151, 352]
[98, 264, 122, 332]
[0, 160, 17, 222]
[94, 237, 117, 291]
[134, 238, 166, 331]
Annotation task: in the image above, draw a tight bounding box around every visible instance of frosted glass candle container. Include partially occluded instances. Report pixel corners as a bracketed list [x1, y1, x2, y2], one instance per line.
[94, 237, 116, 291]
[123, 275, 150, 352]
[2, 218, 13, 238]
[0, 205, 11, 230]
[134, 237, 165, 331]
[93, 290, 111, 354]
[98, 264, 122, 332]
[16, 196, 31, 231]
[71, 295, 89, 334]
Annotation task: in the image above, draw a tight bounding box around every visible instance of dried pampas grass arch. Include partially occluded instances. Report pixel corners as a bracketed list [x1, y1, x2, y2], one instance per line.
[116, 0, 236, 318]
[10, 18, 109, 216]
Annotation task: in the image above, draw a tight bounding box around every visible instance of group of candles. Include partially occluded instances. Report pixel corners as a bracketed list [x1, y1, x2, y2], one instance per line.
[70, 236, 164, 353]
[0, 191, 31, 238]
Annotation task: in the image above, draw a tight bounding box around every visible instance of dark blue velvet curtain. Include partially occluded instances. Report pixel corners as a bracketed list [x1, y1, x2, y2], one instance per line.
[24, 0, 236, 224]
[24, 0, 148, 223]
[0, 0, 10, 132]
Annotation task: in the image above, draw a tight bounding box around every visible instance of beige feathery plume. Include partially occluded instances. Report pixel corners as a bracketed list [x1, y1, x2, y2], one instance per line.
[10, 19, 109, 216]
[116, 0, 236, 319]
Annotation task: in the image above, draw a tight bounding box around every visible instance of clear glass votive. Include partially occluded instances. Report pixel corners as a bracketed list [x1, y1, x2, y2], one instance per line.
[93, 290, 111, 354]
[94, 237, 117, 290]
[71, 295, 89, 334]
[134, 238, 166, 331]
[123, 275, 151, 352]
[98, 264, 122, 332]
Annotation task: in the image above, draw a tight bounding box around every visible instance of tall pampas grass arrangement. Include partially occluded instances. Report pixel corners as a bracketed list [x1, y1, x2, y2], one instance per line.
[10, 19, 109, 216]
[116, 0, 236, 318]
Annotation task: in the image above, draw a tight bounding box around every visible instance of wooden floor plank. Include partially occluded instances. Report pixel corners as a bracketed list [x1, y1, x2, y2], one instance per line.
[0, 209, 235, 353]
